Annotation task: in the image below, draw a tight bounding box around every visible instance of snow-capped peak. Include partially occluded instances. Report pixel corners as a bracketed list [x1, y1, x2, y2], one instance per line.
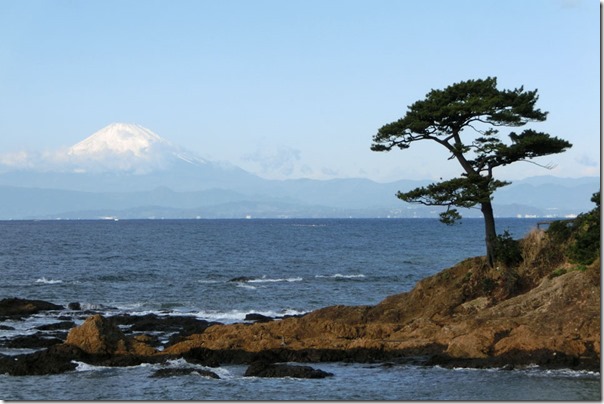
[65, 123, 207, 174]
[68, 123, 171, 157]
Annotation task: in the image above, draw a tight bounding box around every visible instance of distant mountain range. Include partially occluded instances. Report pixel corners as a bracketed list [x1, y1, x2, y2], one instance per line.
[0, 123, 599, 220]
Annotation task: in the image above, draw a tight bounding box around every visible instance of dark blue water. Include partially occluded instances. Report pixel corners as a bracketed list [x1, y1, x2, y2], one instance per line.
[0, 218, 600, 400]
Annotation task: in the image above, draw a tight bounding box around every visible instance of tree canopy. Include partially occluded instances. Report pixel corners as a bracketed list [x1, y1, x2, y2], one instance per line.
[371, 77, 572, 266]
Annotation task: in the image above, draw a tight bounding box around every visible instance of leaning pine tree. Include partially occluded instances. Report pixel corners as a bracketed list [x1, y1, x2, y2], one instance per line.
[371, 77, 572, 267]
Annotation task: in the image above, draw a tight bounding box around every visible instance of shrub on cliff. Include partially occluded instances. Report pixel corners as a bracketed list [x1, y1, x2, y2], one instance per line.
[460, 192, 600, 302]
[547, 191, 600, 266]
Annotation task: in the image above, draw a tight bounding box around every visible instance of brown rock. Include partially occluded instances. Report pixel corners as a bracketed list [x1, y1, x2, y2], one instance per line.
[66, 314, 128, 355]
[161, 257, 599, 370]
[65, 314, 157, 356]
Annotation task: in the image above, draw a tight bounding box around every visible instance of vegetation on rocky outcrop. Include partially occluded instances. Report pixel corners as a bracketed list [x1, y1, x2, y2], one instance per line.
[159, 193, 600, 369]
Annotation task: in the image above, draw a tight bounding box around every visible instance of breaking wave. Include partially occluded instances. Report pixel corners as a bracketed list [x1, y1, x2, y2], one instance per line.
[35, 277, 63, 284]
[247, 276, 303, 283]
[315, 274, 365, 279]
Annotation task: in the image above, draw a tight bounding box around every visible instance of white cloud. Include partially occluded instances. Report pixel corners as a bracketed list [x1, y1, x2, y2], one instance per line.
[241, 146, 304, 178]
[576, 154, 599, 167]
[0, 151, 35, 169]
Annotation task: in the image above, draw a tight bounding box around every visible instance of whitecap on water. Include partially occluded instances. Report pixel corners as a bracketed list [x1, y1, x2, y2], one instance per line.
[73, 361, 112, 372]
[160, 358, 237, 379]
[35, 277, 63, 284]
[190, 308, 307, 323]
[73, 361, 154, 372]
[235, 283, 257, 290]
[247, 276, 303, 283]
[315, 274, 365, 279]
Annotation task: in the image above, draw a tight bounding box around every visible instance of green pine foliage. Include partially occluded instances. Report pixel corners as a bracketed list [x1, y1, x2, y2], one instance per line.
[371, 77, 573, 267]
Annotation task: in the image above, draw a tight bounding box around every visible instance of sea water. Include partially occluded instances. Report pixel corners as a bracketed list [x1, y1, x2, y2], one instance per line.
[0, 218, 600, 400]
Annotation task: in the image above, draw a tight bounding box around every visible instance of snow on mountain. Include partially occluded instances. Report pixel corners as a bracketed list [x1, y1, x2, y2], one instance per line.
[68, 123, 170, 157]
[65, 123, 207, 173]
[0, 122, 265, 192]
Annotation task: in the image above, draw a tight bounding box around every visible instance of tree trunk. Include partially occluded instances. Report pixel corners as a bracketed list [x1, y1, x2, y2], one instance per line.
[481, 201, 497, 267]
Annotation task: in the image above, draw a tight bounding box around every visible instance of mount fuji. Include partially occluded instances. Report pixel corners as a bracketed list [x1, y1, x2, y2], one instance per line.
[0, 123, 263, 193]
[66, 123, 208, 174]
[0, 123, 597, 219]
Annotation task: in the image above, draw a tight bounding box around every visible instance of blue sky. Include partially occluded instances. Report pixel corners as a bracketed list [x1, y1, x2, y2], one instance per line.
[0, 0, 599, 181]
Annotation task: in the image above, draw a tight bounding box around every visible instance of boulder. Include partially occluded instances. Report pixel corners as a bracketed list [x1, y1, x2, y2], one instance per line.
[93, 354, 165, 367]
[181, 347, 250, 367]
[64, 314, 159, 356]
[35, 321, 76, 331]
[244, 361, 333, 378]
[245, 313, 273, 323]
[150, 367, 220, 379]
[0, 344, 88, 376]
[65, 314, 130, 355]
[4, 333, 63, 349]
[228, 276, 255, 282]
[109, 314, 218, 347]
[0, 298, 63, 318]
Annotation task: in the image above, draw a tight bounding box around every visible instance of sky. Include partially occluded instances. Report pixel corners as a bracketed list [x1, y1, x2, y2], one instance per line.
[0, 0, 600, 182]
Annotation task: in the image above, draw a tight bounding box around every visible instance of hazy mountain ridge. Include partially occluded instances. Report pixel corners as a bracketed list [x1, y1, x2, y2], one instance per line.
[0, 123, 598, 219]
[0, 175, 597, 220]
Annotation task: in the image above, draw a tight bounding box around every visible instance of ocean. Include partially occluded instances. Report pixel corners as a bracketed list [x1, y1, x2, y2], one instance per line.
[0, 218, 600, 400]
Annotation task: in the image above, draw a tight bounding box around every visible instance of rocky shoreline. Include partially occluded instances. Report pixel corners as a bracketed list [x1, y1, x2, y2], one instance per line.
[0, 246, 600, 377]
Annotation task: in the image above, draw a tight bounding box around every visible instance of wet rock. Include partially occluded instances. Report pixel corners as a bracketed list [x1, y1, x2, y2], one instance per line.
[245, 313, 273, 323]
[244, 361, 333, 378]
[111, 313, 216, 334]
[150, 367, 220, 379]
[0, 298, 63, 319]
[67, 302, 81, 310]
[0, 344, 88, 376]
[131, 334, 162, 348]
[424, 348, 600, 372]
[4, 333, 63, 349]
[107, 313, 220, 349]
[181, 347, 250, 367]
[35, 321, 76, 331]
[93, 354, 165, 367]
[228, 276, 255, 282]
[0, 325, 15, 330]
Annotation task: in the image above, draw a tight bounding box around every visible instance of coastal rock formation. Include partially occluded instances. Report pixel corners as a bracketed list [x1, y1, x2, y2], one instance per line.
[65, 314, 157, 356]
[109, 313, 219, 346]
[0, 298, 63, 319]
[0, 344, 88, 376]
[4, 333, 64, 349]
[162, 254, 600, 370]
[244, 361, 333, 378]
[150, 367, 220, 379]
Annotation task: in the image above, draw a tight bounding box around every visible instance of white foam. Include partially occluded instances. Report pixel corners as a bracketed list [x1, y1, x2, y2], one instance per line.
[235, 283, 257, 290]
[73, 360, 154, 372]
[73, 361, 111, 372]
[315, 274, 365, 279]
[56, 304, 308, 325]
[162, 358, 236, 379]
[529, 368, 600, 377]
[247, 276, 303, 283]
[35, 277, 63, 284]
[191, 308, 307, 323]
